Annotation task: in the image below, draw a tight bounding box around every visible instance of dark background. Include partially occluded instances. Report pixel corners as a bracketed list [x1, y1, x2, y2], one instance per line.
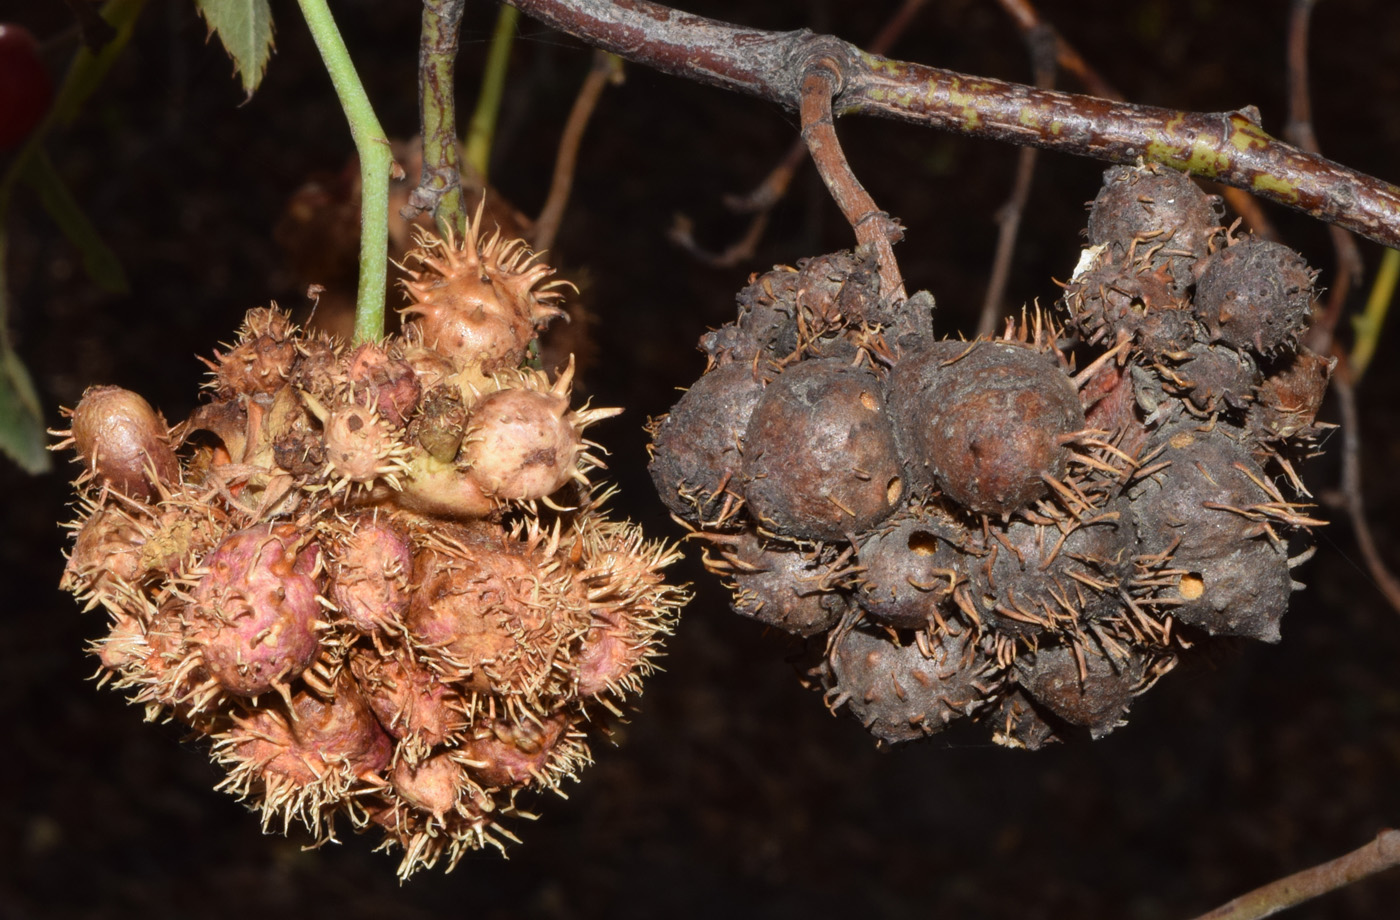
[3, 1, 1400, 917]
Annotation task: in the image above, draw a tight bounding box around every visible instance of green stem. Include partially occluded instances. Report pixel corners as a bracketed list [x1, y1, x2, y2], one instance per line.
[0, 222, 52, 474]
[295, 0, 391, 344]
[1351, 246, 1400, 381]
[464, 5, 519, 183]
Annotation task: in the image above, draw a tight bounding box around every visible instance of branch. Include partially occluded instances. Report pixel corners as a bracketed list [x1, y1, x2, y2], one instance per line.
[533, 50, 623, 254]
[1333, 364, 1400, 616]
[977, 10, 1055, 338]
[502, 0, 1400, 251]
[1286, 0, 1362, 352]
[799, 60, 904, 300]
[669, 0, 926, 268]
[992, 0, 1115, 100]
[404, 0, 468, 237]
[1188, 829, 1400, 920]
[992, 0, 1277, 241]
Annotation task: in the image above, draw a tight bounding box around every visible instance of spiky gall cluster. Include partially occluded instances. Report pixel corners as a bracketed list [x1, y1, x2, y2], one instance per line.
[56, 204, 688, 879]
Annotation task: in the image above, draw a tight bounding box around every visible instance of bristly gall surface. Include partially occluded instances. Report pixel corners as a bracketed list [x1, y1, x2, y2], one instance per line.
[56, 203, 687, 879]
[650, 162, 1325, 754]
[742, 358, 902, 541]
[890, 340, 1085, 516]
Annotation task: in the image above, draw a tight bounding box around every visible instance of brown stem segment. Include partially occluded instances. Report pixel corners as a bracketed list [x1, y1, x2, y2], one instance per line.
[1334, 366, 1400, 616]
[844, 60, 1400, 248]
[670, 0, 927, 267]
[799, 59, 905, 301]
[992, 0, 1277, 240]
[866, 0, 928, 59]
[992, 0, 1115, 100]
[1286, 0, 1362, 351]
[533, 50, 623, 254]
[977, 18, 1055, 338]
[502, 0, 1400, 251]
[405, 0, 467, 235]
[1189, 828, 1400, 920]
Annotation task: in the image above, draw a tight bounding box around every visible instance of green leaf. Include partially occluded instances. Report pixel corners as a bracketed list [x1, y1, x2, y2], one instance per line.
[0, 343, 52, 475]
[0, 196, 51, 476]
[193, 0, 275, 98]
[23, 151, 128, 294]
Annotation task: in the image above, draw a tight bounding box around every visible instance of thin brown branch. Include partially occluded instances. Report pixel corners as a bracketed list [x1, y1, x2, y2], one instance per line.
[503, 0, 1400, 251]
[1002, 1, 1266, 241]
[671, 0, 927, 267]
[1188, 828, 1400, 920]
[847, 63, 1400, 249]
[404, 0, 467, 234]
[992, 0, 1276, 239]
[1284, 0, 1320, 165]
[866, 0, 929, 60]
[730, 0, 927, 216]
[666, 108, 799, 266]
[1286, 0, 1363, 351]
[799, 60, 905, 301]
[991, 0, 1115, 100]
[975, 144, 1039, 337]
[667, 207, 775, 268]
[724, 142, 807, 215]
[977, 17, 1054, 338]
[1333, 365, 1400, 615]
[533, 50, 623, 253]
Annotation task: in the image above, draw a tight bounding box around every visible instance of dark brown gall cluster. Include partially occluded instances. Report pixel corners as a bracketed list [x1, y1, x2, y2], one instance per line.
[651, 163, 1328, 750]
